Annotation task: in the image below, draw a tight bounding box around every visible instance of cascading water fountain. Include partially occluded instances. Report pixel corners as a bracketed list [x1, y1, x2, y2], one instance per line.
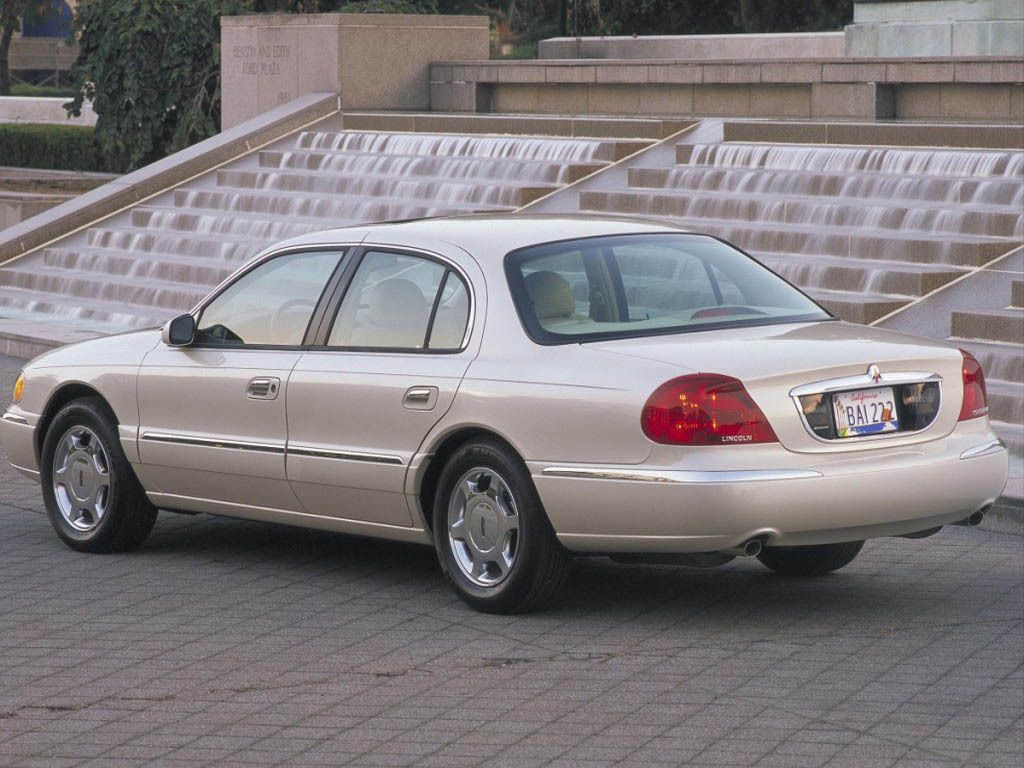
[0, 128, 630, 333]
[581, 141, 1024, 322]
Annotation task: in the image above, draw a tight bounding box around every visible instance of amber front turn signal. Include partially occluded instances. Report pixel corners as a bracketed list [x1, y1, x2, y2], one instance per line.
[12, 373, 24, 404]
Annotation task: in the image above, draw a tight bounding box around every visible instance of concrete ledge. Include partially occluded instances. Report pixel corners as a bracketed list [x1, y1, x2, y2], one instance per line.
[340, 111, 689, 139]
[0, 92, 339, 267]
[539, 32, 844, 61]
[0, 96, 96, 126]
[431, 56, 1024, 121]
[722, 119, 1024, 148]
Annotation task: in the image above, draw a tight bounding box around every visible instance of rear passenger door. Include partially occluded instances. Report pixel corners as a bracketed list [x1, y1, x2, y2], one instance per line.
[285, 246, 480, 528]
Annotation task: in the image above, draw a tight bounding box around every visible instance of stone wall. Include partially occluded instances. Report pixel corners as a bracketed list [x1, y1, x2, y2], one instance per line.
[845, 0, 1024, 56]
[538, 32, 845, 60]
[0, 97, 95, 126]
[220, 13, 488, 129]
[430, 58, 1024, 122]
[8, 36, 78, 74]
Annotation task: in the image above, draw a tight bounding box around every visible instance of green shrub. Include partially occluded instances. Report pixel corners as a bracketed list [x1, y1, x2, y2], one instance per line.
[0, 123, 104, 172]
[10, 83, 77, 98]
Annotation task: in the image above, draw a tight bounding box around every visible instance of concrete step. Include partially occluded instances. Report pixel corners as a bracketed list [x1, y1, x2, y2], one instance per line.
[259, 149, 608, 184]
[87, 227, 268, 259]
[753, 251, 965, 298]
[721, 120, 1024, 152]
[676, 143, 1023, 178]
[986, 379, 1023, 424]
[951, 308, 1024, 345]
[576, 195, 1017, 266]
[41, 247, 237, 287]
[1013, 280, 1024, 309]
[801, 288, 907, 324]
[130, 207, 357, 241]
[212, 169, 556, 207]
[0, 264, 205, 314]
[629, 165, 1024, 210]
[0, 284, 172, 330]
[578, 188, 1021, 238]
[160, 191, 509, 228]
[340, 111, 688, 140]
[296, 130, 646, 162]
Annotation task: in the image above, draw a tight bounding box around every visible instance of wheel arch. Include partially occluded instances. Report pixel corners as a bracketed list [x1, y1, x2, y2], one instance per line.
[35, 382, 118, 462]
[415, 425, 525, 533]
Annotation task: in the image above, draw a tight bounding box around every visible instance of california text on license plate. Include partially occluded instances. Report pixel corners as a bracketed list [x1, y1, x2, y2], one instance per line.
[832, 386, 899, 438]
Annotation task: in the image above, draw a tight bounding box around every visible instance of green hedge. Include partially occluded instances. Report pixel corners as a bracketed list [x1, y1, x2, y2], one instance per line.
[0, 123, 106, 172]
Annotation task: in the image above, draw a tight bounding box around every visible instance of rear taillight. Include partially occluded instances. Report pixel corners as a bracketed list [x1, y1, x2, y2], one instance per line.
[958, 349, 988, 421]
[641, 374, 778, 446]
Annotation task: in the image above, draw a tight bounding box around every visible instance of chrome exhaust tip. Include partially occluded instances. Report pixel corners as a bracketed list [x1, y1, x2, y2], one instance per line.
[954, 507, 988, 528]
[723, 538, 763, 558]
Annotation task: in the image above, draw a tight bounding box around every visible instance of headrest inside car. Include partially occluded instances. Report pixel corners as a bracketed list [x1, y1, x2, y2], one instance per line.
[525, 270, 575, 320]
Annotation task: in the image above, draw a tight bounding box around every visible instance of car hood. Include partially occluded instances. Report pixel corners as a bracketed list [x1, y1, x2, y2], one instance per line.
[586, 320, 965, 454]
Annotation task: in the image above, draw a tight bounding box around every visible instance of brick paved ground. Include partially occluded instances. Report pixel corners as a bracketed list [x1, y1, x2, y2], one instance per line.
[0, 353, 1021, 768]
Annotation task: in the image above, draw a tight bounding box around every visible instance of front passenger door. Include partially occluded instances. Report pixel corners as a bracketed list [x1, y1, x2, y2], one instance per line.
[137, 249, 345, 516]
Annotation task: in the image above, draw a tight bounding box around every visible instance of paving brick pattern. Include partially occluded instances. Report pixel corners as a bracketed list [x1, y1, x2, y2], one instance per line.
[0, 354, 1021, 768]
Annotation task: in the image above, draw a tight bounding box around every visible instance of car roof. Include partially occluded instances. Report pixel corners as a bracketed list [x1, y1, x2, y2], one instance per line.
[267, 214, 693, 261]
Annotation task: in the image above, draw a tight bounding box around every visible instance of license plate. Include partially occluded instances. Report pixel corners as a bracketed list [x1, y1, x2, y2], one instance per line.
[832, 387, 899, 438]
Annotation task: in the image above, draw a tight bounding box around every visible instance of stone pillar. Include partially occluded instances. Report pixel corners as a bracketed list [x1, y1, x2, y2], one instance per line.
[220, 13, 490, 129]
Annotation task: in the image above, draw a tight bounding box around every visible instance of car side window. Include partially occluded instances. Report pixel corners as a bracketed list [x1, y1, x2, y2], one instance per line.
[195, 251, 343, 347]
[327, 250, 470, 351]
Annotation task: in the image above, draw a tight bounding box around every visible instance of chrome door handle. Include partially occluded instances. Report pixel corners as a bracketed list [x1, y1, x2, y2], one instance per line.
[403, 386, 437, 410]
[246, 376, 280, 400]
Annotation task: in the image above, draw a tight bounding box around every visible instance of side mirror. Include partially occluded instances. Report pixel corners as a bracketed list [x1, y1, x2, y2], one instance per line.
[162, 314, 196, 347]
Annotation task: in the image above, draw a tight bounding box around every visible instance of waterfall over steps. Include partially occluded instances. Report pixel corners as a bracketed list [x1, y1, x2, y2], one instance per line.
[0, 130, 623, 333]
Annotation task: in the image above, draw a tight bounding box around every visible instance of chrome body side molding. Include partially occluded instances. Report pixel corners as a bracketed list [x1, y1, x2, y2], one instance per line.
[287, 445, 404, 466]
[540, 467, 822, 484]
[140, 431, 286, 454]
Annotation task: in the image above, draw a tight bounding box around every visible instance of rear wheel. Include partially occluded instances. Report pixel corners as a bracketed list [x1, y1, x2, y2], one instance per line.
[432, 439, 570, 614]
[757, 541, 864, 577]
[40, 397, 157, 553]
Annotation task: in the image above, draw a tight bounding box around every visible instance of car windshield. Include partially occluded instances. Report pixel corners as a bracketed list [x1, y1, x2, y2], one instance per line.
[506, 233, 830, 344]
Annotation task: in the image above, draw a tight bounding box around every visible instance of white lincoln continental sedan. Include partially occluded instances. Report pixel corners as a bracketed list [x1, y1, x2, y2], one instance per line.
[0, 216, 1009, 612]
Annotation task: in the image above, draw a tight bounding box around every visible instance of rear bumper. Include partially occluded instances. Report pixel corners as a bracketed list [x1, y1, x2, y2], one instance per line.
[530, 422, 1008, 554]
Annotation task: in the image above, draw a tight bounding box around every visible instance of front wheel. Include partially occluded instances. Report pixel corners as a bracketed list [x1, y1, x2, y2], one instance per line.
[432, 439, 571, 614]
[40, 397, 158, 553]
[757, 540, 865, 577]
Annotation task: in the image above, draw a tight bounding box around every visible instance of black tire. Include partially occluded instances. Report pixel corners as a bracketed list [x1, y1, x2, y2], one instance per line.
[432, 439, 571, 614]
[757, 540, 865, 577]
[40, 397, 157, 553]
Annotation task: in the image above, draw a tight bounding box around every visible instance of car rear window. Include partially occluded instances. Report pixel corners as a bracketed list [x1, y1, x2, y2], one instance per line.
[505, 233, 830, 344]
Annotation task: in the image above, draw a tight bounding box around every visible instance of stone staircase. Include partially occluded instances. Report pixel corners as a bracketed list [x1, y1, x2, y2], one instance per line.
[578, 141, 1023, 324]
[0, 125, 649, 334]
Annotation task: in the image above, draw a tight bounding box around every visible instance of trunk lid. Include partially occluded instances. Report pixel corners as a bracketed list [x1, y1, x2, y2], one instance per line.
[587, 320, 964, 454]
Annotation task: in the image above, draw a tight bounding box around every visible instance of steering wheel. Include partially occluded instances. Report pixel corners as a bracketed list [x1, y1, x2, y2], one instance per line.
[271, 299, 316, 341]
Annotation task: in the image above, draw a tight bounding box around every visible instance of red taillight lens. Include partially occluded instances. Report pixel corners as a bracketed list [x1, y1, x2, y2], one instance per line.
[958, 349, 988, 421]
[641, 374, 778, 446]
